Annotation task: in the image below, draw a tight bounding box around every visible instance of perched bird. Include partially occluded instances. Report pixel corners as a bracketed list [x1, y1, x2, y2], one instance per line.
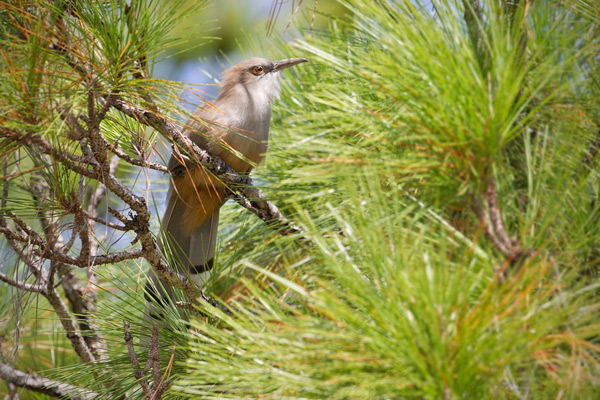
[145, 57, 308, 316]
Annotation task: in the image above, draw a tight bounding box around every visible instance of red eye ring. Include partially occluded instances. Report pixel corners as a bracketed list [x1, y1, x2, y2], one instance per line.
[252, 66, 265, 75]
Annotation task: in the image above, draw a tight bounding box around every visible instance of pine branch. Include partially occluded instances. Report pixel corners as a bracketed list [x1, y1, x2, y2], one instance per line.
[123, 320, 173, 399]
[0, 128, 204, 301]
[0, 362, 98, 400]
[105, 141, 168, 173]
[0, 223, 144, 268]
[474, 180, 533, 277]
[0, 271, 46, 294]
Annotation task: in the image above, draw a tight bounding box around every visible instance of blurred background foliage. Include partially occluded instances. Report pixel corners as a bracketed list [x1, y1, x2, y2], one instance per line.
[155, 0, 348, 98]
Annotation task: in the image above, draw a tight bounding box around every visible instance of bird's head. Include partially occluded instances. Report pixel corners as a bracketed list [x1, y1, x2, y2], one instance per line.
[219, 57, 308, 105]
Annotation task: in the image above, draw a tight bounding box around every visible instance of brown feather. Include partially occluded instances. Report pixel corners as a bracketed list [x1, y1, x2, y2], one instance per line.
[173, 169, 225, 236]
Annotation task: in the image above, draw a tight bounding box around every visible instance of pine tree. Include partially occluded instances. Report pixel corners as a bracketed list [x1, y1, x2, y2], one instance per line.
[1, 0, 599, 399]
[178, 0, 600, 398]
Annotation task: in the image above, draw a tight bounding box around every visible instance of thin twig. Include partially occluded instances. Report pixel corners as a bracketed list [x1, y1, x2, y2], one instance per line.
[107, 142, 168, 173]
[123, 320, 152, 396]
[0, 271, 46, 294]
[123, 321, 172, 399]
[82, 209, 129, 231]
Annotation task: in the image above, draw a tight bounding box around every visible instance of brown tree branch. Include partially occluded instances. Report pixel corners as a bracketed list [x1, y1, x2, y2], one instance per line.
[82, 209, 129, 231]
[0, 271, 46, 294]
[474, 180, 532, 276]
[0, 362, 98, 400]
[123, 320, 152, 396]
[123, 320, 173, 399]
[0, 225, 144, 268]
[0, 223, 95, 362]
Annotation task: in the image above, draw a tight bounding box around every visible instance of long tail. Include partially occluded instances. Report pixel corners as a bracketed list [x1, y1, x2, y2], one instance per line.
[144, 182, 220, 321]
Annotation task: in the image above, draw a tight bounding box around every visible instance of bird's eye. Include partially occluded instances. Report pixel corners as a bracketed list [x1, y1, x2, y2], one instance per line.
[252, 66, 265, 75]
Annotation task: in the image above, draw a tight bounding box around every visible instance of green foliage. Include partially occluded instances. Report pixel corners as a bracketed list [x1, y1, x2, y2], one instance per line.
[46, 265, 192, 400]
[180, 180, 599, 399]
[0, 1, 205, 398]
[175, 0, 600, 398]
[1, 0, 600, 399]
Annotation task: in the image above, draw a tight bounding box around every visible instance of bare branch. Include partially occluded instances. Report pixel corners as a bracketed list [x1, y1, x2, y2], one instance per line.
[123, 320, 152, 396]
[474, 180, 532, 277]
[0, 226, 95, 362]
[108, 143, 168, 173]
[0, 271, 47, 294]
[123, 321, 172, 399]
[0, 225, 144, 268]
[0, 362, 98, 400]
[45, 286, 96, 363]
[82, 209, 129, 231]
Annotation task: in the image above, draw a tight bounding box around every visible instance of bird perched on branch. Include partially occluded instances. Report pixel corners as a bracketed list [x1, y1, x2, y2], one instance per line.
[145, 57, 308, 317]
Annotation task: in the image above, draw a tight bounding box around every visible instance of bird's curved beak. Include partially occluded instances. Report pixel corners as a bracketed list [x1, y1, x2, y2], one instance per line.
[273, 58, 308, 71]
